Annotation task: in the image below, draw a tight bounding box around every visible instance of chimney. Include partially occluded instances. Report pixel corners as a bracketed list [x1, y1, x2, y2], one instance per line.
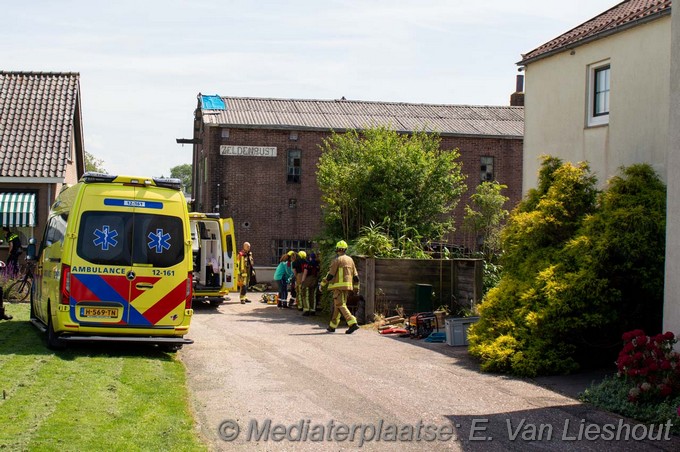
[510, 74, 524, 107]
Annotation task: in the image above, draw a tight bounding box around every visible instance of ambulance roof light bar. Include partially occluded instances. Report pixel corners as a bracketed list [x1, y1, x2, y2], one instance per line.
[81, 172, 117, 183]
[81, 172, 182, 190]
[153, 177, 183, 190]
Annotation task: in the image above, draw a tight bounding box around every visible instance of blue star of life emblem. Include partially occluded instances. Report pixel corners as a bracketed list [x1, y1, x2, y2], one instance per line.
[93, 225, 119, 251]
[148, 228, 171, 253]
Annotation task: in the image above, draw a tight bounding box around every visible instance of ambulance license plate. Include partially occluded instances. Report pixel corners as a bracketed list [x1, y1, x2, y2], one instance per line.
[81, 307, 118, 318]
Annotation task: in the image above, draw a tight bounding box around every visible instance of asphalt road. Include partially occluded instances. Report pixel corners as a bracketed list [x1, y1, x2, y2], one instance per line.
[181, 292, 680, 451]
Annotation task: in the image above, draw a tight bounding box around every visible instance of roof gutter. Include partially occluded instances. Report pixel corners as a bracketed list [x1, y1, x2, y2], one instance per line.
[0, 177, 64, 183]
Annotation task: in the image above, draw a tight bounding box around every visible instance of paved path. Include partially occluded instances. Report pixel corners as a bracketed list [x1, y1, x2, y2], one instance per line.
[181, 292, 680, 451]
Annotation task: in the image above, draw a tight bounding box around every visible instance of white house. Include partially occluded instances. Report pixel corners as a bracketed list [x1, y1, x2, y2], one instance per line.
[518, 0, 679, 335]
[519, 0, 671, 192]
[666, 4, 680, 337]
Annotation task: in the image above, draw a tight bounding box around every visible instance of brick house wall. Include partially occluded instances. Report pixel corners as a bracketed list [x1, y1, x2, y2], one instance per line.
[195, 125, 522, 265]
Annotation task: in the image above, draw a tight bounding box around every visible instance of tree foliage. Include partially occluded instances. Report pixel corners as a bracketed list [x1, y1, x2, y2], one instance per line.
[170, 163, 193, 195]
[463, 181, 509, 261]
[316, 127, 466, 245]
[468, 157, 666, 377]
[84, 151, 106, 173]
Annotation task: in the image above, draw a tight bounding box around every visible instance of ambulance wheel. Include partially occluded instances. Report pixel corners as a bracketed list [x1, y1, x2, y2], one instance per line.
[209, 299, 223, 308]
[47, 305, 66, 351]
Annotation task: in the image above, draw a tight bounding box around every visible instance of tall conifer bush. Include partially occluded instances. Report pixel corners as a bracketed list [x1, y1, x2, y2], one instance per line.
[468, 157, 666, 377]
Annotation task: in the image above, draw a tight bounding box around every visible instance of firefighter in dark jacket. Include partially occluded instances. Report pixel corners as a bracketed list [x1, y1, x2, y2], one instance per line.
[300, 252, 320, 316]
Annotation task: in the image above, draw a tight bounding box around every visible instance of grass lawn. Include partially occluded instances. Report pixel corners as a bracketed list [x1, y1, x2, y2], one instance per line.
[0, 302, 207, 451]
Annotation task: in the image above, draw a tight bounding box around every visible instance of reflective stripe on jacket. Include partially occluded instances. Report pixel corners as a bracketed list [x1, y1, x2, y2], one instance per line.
[327, 254, 357, 290]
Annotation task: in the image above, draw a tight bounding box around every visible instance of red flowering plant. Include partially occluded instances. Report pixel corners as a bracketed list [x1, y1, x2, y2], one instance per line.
[616, 329, 680, 403]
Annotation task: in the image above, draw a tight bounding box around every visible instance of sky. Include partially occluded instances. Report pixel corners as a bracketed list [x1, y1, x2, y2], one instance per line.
[1, 0, 620, 177]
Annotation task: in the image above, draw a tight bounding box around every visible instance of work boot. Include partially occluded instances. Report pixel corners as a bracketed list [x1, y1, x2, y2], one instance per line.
[346, 324, 359, 334]
[326, 327, 335, 333]
[0, 307, 12, 321]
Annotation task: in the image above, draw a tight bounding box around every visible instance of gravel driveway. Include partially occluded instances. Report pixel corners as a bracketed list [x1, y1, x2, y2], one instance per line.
[181, 292, 680, 451]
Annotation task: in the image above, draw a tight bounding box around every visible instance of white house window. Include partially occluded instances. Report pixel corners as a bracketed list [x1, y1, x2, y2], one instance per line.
[587, 60, 610, 127]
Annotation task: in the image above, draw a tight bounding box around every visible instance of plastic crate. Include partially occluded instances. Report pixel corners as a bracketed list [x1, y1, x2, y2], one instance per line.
[445, 316, 480, 346]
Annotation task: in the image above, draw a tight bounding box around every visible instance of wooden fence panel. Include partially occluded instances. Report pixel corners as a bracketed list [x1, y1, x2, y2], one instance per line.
[353, 257, 483, 322]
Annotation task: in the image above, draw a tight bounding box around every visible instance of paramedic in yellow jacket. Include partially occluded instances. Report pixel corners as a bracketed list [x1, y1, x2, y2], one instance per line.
[237, 242, 254, 304]
[323, 240, 359, 334]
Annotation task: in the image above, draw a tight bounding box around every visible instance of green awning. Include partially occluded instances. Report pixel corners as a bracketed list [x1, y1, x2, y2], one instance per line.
[0, 192, 36, 227]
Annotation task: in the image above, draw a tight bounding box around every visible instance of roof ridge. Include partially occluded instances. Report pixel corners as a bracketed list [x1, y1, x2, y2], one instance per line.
[519, 0, 671, 65]
[0, 71, 80, 76]
[213, 95, 522, 110]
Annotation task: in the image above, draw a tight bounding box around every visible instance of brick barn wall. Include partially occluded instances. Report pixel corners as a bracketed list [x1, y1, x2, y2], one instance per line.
[195, 126, 523, 265]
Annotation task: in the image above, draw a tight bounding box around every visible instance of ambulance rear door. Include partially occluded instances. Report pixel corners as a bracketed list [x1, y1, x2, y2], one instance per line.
[69, 184, 190, 328]
[220, 218, 238, 292]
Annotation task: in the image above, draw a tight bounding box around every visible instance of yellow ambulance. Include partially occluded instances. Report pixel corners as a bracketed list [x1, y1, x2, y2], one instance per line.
[188, 212, 237, 306]
[31, 173, 194, 351]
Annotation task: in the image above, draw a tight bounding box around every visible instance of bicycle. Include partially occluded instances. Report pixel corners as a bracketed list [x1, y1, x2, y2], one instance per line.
[4, 259, 35, 303]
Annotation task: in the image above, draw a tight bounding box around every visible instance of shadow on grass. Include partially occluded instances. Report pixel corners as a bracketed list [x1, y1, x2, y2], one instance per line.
[0, 302, 176, 361]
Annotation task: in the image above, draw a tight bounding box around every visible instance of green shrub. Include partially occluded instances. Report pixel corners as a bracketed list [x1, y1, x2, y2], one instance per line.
[469, 158, 666, 377]
[354, 222, 396, 257]
[482, 261, 503, 295]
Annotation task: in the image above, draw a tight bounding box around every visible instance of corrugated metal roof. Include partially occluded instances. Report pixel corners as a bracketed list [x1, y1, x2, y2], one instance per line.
[519, 0, 672, 65]
[0, 71, 81, 178]
[202, 96, 524, 138]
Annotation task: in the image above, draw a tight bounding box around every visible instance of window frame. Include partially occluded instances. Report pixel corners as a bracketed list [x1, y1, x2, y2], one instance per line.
[587, 60, 610, 127]
[272, 239, 313, 265]
[480, 156, 495, 183]
[287, 149, 301, 183]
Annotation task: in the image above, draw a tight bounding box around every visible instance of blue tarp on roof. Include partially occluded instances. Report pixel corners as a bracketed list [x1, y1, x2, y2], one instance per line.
[201, 95, 226, 110]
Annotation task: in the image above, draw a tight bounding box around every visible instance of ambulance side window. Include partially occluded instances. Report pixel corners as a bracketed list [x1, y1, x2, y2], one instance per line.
[41, 213, 68, 256]
[45, 214, 67, 246]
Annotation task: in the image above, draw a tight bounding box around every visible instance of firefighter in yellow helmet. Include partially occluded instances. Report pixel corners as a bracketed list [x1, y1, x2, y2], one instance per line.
[295, 250, 307, 311]
[322, 240, 359, 334]
[292, 250, 306, 310]
[237, 242, 254, 304]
